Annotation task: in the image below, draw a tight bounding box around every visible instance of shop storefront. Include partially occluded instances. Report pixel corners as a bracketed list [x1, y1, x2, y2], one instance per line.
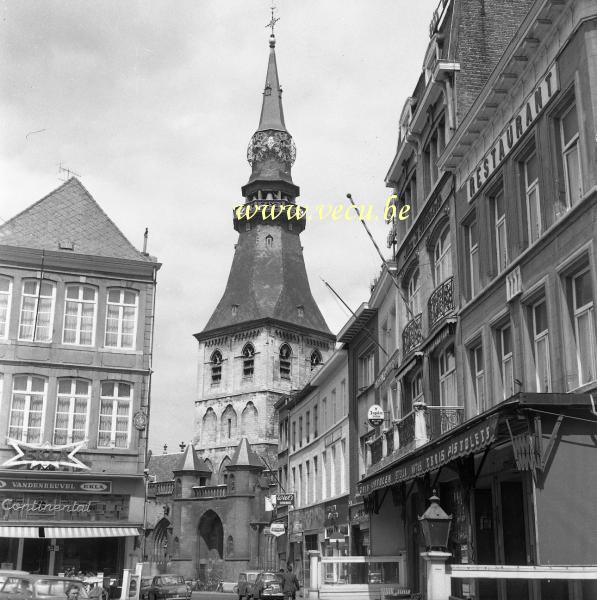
[0, 474, 143, 576]
[358, 394, 597, 599]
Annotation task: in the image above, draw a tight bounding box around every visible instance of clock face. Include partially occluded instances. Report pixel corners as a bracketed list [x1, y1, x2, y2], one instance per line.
[133, 411, 148, 431]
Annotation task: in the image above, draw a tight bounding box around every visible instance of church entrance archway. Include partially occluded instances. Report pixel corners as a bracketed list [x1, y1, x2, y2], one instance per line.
[197, 510, 224, 582]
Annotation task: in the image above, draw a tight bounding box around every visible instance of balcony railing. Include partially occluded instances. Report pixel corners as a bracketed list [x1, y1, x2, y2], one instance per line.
[397, 410, 416, 447]
[147, 480, 174, 497]
[428, 275, 454, 327]
[402, 313, 423, 358]
[192, 484, 228, 499]
[425, 405, 464, 440]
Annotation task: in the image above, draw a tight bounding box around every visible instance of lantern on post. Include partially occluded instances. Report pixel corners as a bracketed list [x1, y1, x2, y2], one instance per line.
[418, 491, 452, 551]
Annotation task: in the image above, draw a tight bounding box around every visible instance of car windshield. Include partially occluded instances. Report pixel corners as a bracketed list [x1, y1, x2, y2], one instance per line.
[158, 577, 184, 586]
[247, 574, 258, 583]
[35, 580, 88, 598]
[262, 574, 282, 582]
[1, 578, 31, 593]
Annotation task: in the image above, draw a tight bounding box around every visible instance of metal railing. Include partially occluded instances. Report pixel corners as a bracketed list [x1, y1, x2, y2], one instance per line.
[428, 275, 454, 327]
[425, 405, 464, 440]
[402, 314, 423, 358]
[192, 484, 228, 498]
[397, 410, 416, 448]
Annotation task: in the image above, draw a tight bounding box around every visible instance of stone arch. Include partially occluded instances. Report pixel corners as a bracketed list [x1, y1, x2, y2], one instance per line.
[202, 407, 217, 447]
[149, 517, 171, 569]
[240, 401, 259, 436]
[220, 404, 238, 441]
[219, 456, 231, 485]
[197, 509, 224, 581]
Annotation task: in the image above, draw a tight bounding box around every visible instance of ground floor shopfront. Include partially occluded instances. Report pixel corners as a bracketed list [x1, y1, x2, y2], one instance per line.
[0, 472, 144, 576]
[358, 393, 597, 600]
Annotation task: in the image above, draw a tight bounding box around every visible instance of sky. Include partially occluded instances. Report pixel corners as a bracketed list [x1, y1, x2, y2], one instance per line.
[0, 0, 438, 453]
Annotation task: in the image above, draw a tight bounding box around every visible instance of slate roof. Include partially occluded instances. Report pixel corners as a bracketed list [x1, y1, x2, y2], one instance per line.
[0, 178, 151, 262]
[229, 438, 263, 470]
[148, 447, 212, 482]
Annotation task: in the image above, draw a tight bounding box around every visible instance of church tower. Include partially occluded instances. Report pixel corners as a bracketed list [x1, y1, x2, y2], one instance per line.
[193, 31, 335, 474]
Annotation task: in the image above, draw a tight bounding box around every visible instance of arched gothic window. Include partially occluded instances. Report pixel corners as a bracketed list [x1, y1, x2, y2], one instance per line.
[279, 344, 292, 380]
[226, 535, 234, 557]
[242, 343, 255, 378]
[310, 349, 322, 370]
[211, 350, 223, 384]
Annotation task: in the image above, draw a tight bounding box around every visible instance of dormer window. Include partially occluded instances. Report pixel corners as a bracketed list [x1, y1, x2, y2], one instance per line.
[310, 349, 322, 370]
[211, 350, 223, 384]
[242, 343, 255, 378]
[231, 304, 239, 317]
[279, 344, 292, 380]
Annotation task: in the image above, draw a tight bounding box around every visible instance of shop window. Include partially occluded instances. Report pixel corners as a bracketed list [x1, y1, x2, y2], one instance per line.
[0, 276, 12, 339]
[433, 225, 452, 286]
[522, 150, 541, 245]
[279, 343, 292, 379]
[105, 288, 138, 349]
[570, 267, 596, 386]
[63, 284, 97, 346]
[98, 381, 133, 448]
[438, 345, 456, 406]
[54, 378, 90, 444]
[9, 375, 47, 443]
[496, 324, 514, 400]
[18, 279, 55, 342]
[531, 299, 551, 392]
[210, 350, 223, 384]
[242, 343, 255, 378]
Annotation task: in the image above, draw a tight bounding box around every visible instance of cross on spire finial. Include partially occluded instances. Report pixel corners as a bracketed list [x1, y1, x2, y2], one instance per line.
[265, 2, 279, 36]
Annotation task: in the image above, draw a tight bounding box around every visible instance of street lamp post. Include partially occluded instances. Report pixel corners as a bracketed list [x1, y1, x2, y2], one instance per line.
[418, 491, 453, 600]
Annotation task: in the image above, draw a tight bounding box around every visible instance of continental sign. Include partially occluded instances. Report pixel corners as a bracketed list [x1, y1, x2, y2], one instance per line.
[358, 415, 499, 495]
[0, 479, 112, 494]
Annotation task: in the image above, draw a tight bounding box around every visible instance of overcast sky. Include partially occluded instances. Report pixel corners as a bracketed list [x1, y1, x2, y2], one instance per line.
[0, 0, 437, 454]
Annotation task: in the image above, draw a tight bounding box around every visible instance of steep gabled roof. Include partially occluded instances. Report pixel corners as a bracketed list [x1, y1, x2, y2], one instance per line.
[229, 438, 263, 470]
[174, 443, 203, 473]
[0, 178, 150, 262]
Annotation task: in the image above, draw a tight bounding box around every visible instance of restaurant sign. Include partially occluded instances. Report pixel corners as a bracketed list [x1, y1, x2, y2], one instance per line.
[0, 478, 112, 494]
[2, 440, 89, 470]
[466, 63, 559, 201]
[358, 415, 499, 495]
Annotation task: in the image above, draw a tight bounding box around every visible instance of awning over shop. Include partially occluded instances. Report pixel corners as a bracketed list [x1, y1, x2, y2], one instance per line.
[0, 526, 39, 538]
[358, 414, 499, 496]
[44, 526, 140, 538]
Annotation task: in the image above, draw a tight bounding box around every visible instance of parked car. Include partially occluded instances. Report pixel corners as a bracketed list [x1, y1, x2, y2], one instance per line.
[146, 575, 189, 600]
[251, 573, 283, 599]
[0, 575, 88, 600]
[236, 571, 261, 600]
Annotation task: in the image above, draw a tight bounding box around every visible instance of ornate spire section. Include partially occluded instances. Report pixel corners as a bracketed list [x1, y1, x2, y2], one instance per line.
[243, 34, 298, 200]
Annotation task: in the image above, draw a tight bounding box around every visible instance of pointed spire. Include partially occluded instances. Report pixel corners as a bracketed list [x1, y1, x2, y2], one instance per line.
[257, 35, 286, 133]
[174, 443, 201, 473]
[229, 438, 263, 470]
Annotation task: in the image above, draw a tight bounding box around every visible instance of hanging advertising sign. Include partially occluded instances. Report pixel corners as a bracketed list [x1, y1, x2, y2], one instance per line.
[275, 493, 295, 506]
[367, 405, 385, 427]
[1, 440, 89, 470]
[269, 523, 286, 537]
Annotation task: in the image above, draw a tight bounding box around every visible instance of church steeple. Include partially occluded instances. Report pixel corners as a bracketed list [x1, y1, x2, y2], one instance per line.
[242, 32, 299, 200]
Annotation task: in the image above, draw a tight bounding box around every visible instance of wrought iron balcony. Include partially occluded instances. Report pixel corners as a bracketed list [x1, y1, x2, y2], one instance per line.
[425, 405, 464, 440]
[147, 480, 175, 497]
[402, 314, 423, 358]
[397, 410, 416, 448]
[192, 484, 228, 499]
[428, 275, 455, 327]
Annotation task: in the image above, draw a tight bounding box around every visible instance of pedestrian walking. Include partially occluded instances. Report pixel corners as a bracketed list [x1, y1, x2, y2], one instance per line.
[282, 566, 299, 600]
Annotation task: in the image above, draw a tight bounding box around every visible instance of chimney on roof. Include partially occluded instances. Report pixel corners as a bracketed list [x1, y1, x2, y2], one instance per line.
[143, 228, 149, 255]
[180, 442, 186, 452]
[163, 444, 168, 455]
